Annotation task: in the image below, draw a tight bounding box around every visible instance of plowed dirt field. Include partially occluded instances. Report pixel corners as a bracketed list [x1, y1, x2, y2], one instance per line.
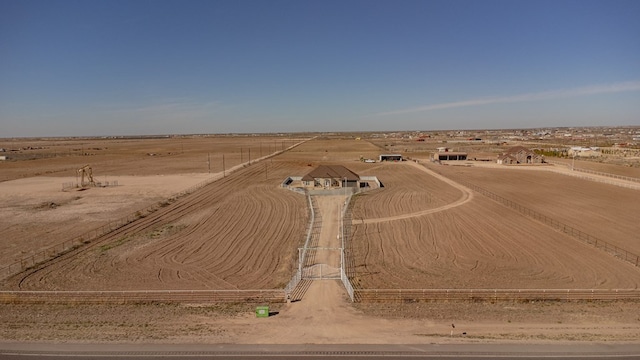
[1, 136, 640, 344]
[2, 137, 639, 292]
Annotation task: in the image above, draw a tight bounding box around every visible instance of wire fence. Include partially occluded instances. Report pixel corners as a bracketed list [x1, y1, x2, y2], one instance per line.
[349, 163, 640, 304]
[0, 205, 162, 280]
[0, 140, 310, 282]
[454, 180, 640, 268]
[0, 289, 285, 304]
[355, 288, 640, 302]
[546, 160, 640, 184]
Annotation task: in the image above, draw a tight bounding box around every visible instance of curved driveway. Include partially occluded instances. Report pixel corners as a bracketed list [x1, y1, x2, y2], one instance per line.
[355, 161, 473, 225]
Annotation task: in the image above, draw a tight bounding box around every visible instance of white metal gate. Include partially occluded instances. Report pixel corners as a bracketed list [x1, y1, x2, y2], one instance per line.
[300, 247, 342, 280]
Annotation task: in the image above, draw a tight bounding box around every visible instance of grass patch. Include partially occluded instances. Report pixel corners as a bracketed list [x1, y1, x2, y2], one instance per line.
[99, 235, 132, 252]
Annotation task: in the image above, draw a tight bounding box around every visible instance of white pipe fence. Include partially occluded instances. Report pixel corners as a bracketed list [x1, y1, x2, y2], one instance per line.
[284, 193, 315, 296]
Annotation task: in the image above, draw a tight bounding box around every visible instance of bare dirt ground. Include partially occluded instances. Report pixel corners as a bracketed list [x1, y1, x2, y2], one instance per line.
[1, 136, 640, 344]
[2, 289, 640, 343]
[1, 161, 309, 291]
[352, 161, 473, 224]
[349, 159, 640, 290]
[431, 163, 640, 254]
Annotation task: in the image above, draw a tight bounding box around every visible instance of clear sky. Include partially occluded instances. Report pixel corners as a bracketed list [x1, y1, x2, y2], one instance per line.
[1, 0, 639, 137]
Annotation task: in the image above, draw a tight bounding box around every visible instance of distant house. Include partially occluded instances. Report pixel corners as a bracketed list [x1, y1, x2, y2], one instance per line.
[568, 146, 601, 158]
[301, 165, 360, 189]
[497, 146, 544, 164]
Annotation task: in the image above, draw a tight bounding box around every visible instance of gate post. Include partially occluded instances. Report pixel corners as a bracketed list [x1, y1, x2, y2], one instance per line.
[298, 247, 302, 278]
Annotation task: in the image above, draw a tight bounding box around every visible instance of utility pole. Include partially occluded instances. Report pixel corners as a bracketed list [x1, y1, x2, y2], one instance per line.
[222, 154, 226, 177]
[208, 153, 211, 174]
[248, 148, 251, 164]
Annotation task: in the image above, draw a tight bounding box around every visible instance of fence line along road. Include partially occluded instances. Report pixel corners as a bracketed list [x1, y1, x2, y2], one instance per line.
[356, 289, 640, 302]
[0, 289, 285, 304]
[4, 288, 638, 305]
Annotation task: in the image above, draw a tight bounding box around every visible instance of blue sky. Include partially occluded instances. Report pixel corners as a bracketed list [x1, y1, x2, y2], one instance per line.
[1, 0, 639, 137]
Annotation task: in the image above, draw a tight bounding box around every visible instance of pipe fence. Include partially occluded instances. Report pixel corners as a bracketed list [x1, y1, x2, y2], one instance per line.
[285, 193, 316, 296]
[340, 193, 355, 302]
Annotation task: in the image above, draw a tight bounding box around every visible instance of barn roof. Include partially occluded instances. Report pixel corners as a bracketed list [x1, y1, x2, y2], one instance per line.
[497, 154, 517, 161]
[302, 165, 360, 181]
[504, 146, 534, 155]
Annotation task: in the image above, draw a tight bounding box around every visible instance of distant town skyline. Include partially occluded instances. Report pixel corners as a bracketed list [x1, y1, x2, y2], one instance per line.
[1, 0, 639, 137]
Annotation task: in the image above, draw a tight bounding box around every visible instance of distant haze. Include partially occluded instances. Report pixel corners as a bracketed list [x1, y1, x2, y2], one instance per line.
[1, 0, 639, 137]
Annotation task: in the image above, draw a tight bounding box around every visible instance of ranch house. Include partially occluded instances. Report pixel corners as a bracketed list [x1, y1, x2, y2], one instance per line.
[301, 165, 360, 189]
[497, 146, 544, 164]
[568, 146, 601, 158]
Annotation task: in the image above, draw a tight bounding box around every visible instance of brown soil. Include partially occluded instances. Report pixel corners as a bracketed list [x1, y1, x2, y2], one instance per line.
[1, 136, 639, 344]
[2, 291, 639, 343]
[432, 163, 640, 254]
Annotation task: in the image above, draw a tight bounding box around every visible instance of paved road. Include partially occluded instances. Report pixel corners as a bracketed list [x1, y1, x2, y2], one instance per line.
[2, 343, 640, 359]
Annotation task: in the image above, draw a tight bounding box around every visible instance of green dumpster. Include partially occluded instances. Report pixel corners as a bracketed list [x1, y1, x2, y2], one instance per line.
[255, 306, 269, 318]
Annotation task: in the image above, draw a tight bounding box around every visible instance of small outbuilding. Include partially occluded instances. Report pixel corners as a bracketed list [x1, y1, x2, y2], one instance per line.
[436, 152, 467, 161]
[379, 154, 403, 162]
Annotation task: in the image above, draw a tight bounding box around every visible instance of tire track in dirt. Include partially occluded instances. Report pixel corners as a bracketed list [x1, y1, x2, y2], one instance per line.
[4, 160, 309, 291]
[349, 168, 640, 290]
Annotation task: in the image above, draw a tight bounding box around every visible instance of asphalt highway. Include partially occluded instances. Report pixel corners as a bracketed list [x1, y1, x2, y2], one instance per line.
[2, 343, 640, 360]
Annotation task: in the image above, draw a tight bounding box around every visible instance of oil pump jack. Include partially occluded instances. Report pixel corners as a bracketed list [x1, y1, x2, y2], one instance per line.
[77, 165, 95, 188]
